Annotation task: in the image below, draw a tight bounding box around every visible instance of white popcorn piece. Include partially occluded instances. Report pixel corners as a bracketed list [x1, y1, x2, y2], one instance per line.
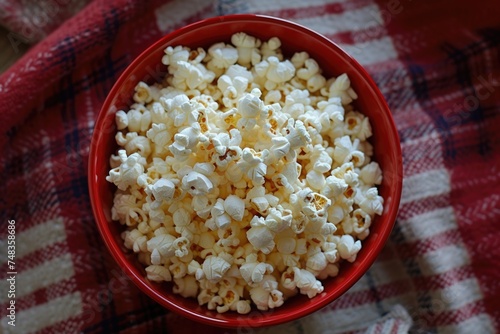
[133, 81, 155, 104]
[115, 110, 129, 130]
[215, 286, 241, 313]
[162, 45, 190, 67]
[337, 235, 362, 262]
[173, 237, 190, 258]
[122, 105, 152, 133]
[173, 276, 199, 298]
[359, 187, 384, 216]
[181, 170, 214, 196]
[236, 89, 267, 130]
[264, 57, 295, 89]
[223, 195, 245, 222]
[295, 188, 331, 222]
[261, 37, 282, 60]
[168, 123, 205, 161]
[284, 119, 311, 150]
[237, 148, 268, 185]
[317, 263, 340, 280]
[209, 198, 231, 230]
[169, 260, 187, 279]
[327, 73, 358, 105]
[333, 135, 365, 167]
[352, 208, 372, 234]
[306, 246, 328, 274]
[147, 233, 176, 259]
[146, 265, 172, 282]
[145, 178, 175, 209]
[246, 216, 275, 254]
[231, 32, 260, 66]
[293, 267, 324, 298]
[234, 300, 252, 314]
[107, 150, 145, 191]
[170, 60, 215, 91]
[122, 229, 146, 253]
[239, 253, 273, 285]
[202, 255, 231, 283]
[146, 122, 172, 153]
[360, 162, 383, 185]
[207, 42, 238, 70]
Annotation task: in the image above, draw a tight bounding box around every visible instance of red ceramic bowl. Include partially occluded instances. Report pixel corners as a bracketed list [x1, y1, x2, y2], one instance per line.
[88, 14, 402, 329]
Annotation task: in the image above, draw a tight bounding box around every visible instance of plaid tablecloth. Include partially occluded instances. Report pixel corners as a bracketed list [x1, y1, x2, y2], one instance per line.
[1, 0, 499, 333]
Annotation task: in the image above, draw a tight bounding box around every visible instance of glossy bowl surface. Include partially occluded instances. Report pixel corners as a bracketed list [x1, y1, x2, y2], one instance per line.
[88, 14, 403, 329]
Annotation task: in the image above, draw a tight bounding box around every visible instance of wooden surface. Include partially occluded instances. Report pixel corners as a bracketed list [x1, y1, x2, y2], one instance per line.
[0, 25, 30, 74]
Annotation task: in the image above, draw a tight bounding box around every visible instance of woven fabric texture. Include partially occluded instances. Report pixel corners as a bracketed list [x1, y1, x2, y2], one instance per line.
[1, 0, 499, 333]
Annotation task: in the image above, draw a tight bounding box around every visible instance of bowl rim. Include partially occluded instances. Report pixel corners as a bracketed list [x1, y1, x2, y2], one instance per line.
[88, 13, 403, 329]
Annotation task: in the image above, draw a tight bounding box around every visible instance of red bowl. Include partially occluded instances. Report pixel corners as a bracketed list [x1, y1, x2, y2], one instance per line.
[88, 14, 402, 329]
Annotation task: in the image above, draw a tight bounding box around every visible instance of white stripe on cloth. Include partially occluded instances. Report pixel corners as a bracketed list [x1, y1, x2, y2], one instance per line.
[0, 292, 82, 334]
[430, 278, 483, 312]
[339, 37, 398, 65]
[397, 207, 456, 242]
[400, 168, 451, 205]
[293, 5, 383, 35]
[363, 304, 413, 334]
[417, 244, 470, 276]
[438, 313, 495, 334]
[0, 254, 75, 303]
[155, 0, 216, 33]
[0, 217, 66, 266]
[245, 0, 345, 12]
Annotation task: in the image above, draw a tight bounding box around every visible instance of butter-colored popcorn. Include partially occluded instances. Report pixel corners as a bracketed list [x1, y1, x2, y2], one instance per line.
[146, 265, 172, 282]
[109, 32, 384, 314]
[173, 275, 199, 298]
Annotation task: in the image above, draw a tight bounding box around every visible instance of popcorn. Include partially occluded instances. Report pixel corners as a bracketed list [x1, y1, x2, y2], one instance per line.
[146, 265, 172, 282]
[107, 150, 145, 191]
[207, 42, 238, 70]
[223, 195, 245, 222]
[173, 275, 199, 298]
[181, 171, 214, 196]
[240, 253, 273, 285]
[202, 255, 232, 283]
[336, 235, 362, 262]
[108, 32, 384, 314]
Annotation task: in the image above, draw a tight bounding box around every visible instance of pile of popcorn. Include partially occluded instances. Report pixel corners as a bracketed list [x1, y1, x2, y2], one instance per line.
[106, 32, 384, 314]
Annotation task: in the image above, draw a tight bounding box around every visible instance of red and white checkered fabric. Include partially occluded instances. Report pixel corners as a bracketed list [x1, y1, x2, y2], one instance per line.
[1, 0, 499, 333]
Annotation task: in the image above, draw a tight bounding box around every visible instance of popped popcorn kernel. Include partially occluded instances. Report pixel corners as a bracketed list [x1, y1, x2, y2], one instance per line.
[107, 32, 384, 314]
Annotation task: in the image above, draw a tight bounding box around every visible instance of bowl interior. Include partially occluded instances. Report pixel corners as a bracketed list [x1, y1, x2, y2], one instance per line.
[89, 14, 402, 328]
